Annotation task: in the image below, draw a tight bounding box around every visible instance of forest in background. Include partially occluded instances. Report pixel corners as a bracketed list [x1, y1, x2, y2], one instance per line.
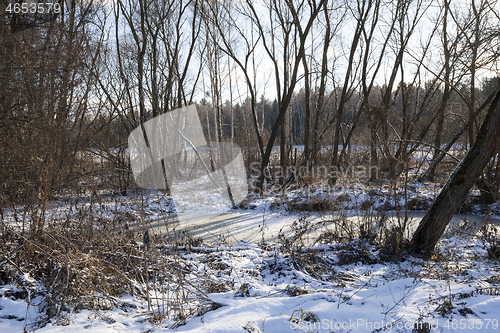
[2, 0, 500, 203]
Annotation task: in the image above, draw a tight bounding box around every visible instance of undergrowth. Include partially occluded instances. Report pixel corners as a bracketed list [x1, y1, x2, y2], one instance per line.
[0, 190, 225, 330]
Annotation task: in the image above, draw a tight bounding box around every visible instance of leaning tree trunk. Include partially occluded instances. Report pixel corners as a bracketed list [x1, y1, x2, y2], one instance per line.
[411, 87, 500, 258]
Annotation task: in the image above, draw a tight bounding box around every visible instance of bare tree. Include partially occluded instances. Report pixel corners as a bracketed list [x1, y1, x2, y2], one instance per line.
[0, 0, 108, 233]
[416, 0, 500, 180]
[412, 87, 500, 257]
[309, 0, 342, 166]
[329, 0, 369, 183]
[203, 0, 265, 159]
[246, 0, 327, 192]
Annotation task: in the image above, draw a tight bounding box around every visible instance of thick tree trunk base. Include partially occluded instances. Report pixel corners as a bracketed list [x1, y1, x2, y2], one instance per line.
[411, 88, 500, 258]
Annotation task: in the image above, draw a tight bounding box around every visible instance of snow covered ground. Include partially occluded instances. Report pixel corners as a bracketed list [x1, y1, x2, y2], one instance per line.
[2, 235, 500, 333]
[2, 179, 500, 332]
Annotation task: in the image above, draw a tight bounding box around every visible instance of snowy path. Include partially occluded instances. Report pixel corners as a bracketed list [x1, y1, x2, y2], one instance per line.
[134, 210, 500, 245]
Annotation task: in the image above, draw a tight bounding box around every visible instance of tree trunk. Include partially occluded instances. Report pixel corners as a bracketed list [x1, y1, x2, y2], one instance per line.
[310, 0, 331, 166]
[411, 87, 500, 258]
[331, 16, 363, 184]
[370, 117, 378, 165]
[431, 0, 450, 178]
[303, 53, 310, 169]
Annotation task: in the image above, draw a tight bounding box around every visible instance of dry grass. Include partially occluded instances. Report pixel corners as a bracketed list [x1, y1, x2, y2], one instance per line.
[0, 188, 226, 329]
